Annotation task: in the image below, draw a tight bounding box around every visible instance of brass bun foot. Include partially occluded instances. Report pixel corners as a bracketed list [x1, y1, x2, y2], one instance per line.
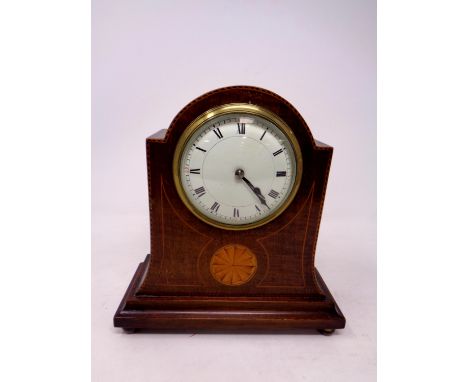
[318, 328, 335, 335]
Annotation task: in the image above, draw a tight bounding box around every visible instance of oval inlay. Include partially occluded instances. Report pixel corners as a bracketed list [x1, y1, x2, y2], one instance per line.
[210, 244, 257, 286]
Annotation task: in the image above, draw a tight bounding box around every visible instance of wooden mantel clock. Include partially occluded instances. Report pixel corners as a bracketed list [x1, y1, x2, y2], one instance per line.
[114, 86, 345, 334]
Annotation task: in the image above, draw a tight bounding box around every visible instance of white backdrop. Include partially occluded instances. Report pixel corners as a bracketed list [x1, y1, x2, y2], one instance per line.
[92, 1, 376, 381]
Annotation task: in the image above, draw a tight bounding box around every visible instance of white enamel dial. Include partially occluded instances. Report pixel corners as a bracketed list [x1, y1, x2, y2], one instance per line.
[175, 106, 301, 229]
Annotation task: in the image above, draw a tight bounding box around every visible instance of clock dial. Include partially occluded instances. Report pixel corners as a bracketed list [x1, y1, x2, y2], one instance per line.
[174, 104, 302, 229]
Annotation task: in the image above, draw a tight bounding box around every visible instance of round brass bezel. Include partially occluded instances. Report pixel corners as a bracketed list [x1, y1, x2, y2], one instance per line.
[172, 103, 303, 230]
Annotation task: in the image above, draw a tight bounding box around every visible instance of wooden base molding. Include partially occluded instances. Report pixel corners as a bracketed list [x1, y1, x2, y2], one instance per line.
[114, 255, 345, 333]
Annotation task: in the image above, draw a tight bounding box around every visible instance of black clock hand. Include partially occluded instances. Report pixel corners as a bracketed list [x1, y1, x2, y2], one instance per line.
[241, 176, 270, 210]
[234, 169, 270, 209]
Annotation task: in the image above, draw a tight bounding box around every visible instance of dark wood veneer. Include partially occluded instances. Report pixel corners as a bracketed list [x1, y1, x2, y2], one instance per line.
[114, 86, 345, 333]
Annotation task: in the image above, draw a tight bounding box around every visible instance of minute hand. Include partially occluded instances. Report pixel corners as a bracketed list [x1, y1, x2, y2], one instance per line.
[241, 176, 270, 209]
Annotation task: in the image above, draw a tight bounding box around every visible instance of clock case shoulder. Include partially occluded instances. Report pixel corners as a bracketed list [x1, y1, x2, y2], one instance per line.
[147, 129, 168, 140]
[114, 86, 345, 333]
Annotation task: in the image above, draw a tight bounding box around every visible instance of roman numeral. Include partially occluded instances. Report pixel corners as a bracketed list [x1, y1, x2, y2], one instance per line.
[213, 127, 223, 139]
[195, 146, 206, 152]
[233, 208, 240, 218]
[255, 205, 261, 212]
[268, 189, 279, 199]
[210, 201, 220, 212]
[190, 169, 200, 174]
[273, 148, 284, 156]
[276, 171, 286, 177]
[194, 186, 206, 197]
[237, 123, 246, 134]
[260, 129, 267, 140]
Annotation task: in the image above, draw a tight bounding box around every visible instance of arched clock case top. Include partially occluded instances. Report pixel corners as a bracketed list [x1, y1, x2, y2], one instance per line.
[114, 86, 345, 333]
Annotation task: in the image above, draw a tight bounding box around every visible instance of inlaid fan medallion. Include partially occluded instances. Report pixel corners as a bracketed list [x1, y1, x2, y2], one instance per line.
[210, 244, 258, 286]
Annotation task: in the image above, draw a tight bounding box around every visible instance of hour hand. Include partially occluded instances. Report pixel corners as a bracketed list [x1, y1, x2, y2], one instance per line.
[237, 173, 270, 209]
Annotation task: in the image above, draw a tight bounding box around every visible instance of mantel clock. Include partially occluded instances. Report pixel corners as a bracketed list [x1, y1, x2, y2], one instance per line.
[114, 86, 345, 334]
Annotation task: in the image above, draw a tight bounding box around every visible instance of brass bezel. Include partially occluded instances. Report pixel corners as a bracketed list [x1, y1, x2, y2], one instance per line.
[172, 103, 303, 230]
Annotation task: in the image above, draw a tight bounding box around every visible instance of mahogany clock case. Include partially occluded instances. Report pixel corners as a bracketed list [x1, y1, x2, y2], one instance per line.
[114, 86, 346, 333]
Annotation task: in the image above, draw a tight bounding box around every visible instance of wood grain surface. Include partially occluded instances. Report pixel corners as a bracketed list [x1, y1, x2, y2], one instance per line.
[114, 86, 345, 332]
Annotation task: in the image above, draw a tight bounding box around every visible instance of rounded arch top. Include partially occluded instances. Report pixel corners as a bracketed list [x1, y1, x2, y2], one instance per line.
[152, 86, 316, 152]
